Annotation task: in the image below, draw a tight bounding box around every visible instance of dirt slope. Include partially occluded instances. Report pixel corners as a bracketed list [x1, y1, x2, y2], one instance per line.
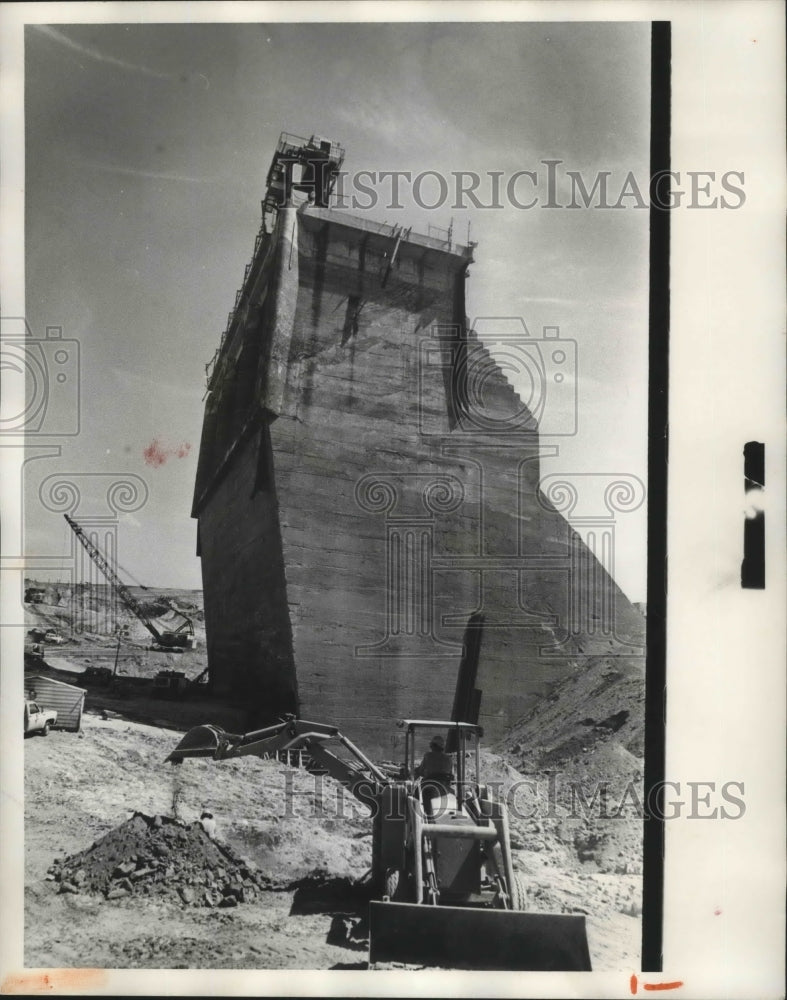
[489, 650, 646, 935]
[500, 653, 646, 766]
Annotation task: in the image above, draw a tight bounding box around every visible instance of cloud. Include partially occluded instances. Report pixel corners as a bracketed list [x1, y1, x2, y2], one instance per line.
[331, 84, 465, 154]
[35, 25, 172, 80]
[82, 159, 211, 185]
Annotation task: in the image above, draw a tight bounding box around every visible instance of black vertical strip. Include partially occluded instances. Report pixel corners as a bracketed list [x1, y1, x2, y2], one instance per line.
[741, 513, 765, 588]
[642, 20, 670, 973]
[742, 440, 765, 588]
[743, 440, 765, 491]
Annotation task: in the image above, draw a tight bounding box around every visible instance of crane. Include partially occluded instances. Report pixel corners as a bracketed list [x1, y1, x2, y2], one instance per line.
[63, 513, 196, 651]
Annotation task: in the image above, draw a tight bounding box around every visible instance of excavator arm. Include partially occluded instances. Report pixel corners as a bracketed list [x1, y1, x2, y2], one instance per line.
[166, 716, 388, 805]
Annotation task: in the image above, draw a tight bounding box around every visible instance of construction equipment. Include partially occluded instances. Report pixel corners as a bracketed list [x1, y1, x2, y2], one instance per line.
[262, 132, 345, 220]
[83, 665, 113, 686]
[152, 666, 209, 699]
[153, 669, 189, 697]
[63, 514, 196, 651]
[167, 715, 592, 971]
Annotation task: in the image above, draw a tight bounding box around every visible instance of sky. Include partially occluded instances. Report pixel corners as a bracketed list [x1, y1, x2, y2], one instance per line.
[21, 19, 650, 600]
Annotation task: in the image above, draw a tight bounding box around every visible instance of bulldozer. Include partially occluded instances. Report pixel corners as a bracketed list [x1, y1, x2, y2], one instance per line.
[167, 715, 592, 971]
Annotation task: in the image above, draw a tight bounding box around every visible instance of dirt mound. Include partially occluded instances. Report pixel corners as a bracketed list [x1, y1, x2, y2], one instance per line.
[48, 812, 281, 907]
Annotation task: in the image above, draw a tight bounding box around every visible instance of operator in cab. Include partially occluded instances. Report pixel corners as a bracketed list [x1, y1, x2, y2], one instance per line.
[415, 734, 454, 804]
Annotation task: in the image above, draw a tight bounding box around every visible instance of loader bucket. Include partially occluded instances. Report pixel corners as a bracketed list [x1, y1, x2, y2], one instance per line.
[165, 724, 226, 763]
[368, 901, 592, 971]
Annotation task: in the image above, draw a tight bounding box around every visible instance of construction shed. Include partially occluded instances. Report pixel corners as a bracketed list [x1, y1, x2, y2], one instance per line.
[24, 676, 86, 732]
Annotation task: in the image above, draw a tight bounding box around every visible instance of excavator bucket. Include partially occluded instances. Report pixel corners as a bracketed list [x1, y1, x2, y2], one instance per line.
[165, 724, 225, 763]
[368, 901, 592, 971]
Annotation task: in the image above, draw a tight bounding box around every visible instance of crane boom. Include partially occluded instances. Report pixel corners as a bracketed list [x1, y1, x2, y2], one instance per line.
[64, 513, 163, 642]
[63, 513, 194, 648]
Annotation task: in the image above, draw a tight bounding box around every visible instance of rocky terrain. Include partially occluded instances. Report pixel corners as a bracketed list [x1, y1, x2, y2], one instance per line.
[22, 580, 645, 971]
[24, 713, 643, 970]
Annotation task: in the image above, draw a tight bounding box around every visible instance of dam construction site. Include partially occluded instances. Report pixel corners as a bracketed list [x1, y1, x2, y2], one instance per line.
[23, 132, 646, 972]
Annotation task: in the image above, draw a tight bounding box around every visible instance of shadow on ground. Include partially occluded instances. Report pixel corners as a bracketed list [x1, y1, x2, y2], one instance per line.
[289, 870, 370, 959]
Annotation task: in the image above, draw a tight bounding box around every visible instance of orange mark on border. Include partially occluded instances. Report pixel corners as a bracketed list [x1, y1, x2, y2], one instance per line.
[631, 974, 684, 994]
[1, 969, 107, 994]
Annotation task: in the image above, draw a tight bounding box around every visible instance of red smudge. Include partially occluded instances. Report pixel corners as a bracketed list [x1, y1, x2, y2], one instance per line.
[714, 907, 722, 915]
[143, 438, 191, 467]
[631, 973, 638, 994]
[2, 969, 107, 993]
[143, 438, 168, 467]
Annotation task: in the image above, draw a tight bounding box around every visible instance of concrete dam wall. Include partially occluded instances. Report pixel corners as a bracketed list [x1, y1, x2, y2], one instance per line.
[193, 194, 645, 759]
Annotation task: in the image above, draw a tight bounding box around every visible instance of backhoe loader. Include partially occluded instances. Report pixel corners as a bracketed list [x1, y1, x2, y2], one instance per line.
[167, 715, 592, 971]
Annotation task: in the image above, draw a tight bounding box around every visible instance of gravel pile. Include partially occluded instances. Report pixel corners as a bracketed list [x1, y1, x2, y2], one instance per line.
[48, 812, 281, 907]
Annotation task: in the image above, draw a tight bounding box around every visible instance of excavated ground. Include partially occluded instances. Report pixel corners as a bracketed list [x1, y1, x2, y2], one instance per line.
[49, 812, 280, 907]
[22, 712, 642, 971]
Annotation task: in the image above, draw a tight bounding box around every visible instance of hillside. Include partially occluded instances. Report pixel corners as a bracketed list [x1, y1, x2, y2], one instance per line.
[492, 651, 646, 898]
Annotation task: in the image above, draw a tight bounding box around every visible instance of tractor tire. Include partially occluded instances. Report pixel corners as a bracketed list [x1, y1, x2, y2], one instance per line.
[383, 868, 401, 900]
[41, 723, 50, 736]
[370, 814, 383, 893]
[509, 872, 527, 911]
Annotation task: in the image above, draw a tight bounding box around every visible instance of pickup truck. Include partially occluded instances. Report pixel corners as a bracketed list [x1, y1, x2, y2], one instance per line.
[24, 700, 57, 736]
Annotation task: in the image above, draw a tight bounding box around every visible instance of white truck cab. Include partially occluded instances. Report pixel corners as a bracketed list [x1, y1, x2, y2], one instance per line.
[24, 700, 57, 735]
